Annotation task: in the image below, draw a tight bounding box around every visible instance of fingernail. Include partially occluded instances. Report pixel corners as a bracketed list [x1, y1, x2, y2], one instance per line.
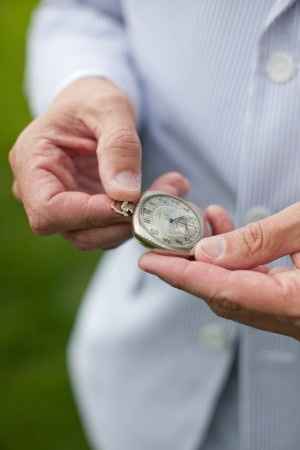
[196, 237, 225, 260]
[112, 171, 141, 191]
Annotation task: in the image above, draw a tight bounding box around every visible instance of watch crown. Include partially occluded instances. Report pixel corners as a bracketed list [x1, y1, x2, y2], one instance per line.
[121, 201, 135, 217]
[111, 200, 135, 217]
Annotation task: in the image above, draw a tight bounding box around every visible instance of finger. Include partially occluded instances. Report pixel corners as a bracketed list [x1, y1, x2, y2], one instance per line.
[253, 265, 270, 274]
[204, 204, 234, 235]
[63, 223, 132, 251]
[194, 203, 300, 270]
[141, 252, 293, 335]
[211, 308, 294, 338]
[93, 97, 142, 202]
[25, 183, 130, 235]
[268, 266, 292, 275]
[291, 252, 300, 269]
[14, 140, 131, 234]
[148, 171, 191, 197]
[139, 253, 293, 317]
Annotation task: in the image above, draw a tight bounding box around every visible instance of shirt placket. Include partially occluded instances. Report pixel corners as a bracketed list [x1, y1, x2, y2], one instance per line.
[238, 1, 300, 450]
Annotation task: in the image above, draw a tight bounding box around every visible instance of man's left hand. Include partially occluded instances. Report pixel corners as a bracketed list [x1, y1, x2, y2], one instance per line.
[139, 203, 300, 341]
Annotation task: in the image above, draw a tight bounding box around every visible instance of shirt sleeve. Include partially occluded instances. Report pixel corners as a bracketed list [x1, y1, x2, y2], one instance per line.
[25, 0, 143, 123]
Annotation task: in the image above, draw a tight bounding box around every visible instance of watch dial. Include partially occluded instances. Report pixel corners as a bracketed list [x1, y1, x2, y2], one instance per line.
[139, 194, 202, 249]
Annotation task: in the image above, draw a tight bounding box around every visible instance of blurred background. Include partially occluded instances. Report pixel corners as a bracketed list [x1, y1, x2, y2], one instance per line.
[0, 2, 99, 449]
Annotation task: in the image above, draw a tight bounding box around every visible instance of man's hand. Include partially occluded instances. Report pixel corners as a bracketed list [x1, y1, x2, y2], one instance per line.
[139, 204, 300, 341]
[9, 77, 190, 250]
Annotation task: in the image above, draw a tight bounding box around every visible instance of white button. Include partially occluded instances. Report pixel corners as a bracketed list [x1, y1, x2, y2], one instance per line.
[244, 206, 271, 225]
[199, 323, 229, 350]
[266, 52, 297, 83]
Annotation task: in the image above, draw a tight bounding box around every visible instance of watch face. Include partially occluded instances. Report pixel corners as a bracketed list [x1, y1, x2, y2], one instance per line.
[137, 193, 202, 250]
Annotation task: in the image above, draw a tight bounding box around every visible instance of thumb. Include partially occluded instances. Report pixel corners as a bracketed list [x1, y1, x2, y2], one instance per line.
[194, 203, 300, 269]
[95, 94, 142, 201]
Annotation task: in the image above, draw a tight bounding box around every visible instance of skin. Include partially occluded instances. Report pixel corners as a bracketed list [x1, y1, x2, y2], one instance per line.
[139, 204, 300, 341]
[9, 77, 191, 251]
[13, 76, 298, 340]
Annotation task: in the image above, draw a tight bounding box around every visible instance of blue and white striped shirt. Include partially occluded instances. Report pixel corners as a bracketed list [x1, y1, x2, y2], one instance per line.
[27, 2, 300, 449]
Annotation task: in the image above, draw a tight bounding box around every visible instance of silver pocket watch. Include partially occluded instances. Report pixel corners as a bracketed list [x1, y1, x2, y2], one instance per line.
[111, 191, 211, 257]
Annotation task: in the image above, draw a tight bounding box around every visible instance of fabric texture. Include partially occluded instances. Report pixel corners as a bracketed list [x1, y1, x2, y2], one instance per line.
[201, 350, 238, 450]
[27, 1, 300, 449]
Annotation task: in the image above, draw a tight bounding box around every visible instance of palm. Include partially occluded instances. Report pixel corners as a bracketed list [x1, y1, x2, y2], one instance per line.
[139, 206, 300, 342]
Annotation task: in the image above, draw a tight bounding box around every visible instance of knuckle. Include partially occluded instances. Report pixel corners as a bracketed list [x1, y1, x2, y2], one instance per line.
[209, 304, 232, 319]
[8, 134, 27, 171]
[241, 221, 266, 256]
[34, 137, 54, 156]
[11, 120, 39, 156]
[27, 199, 57, 236]
[106, 128, 141, 156]
[207, 285, 242, 319]
[275, 273, 300, 320]
[282, 278, 299, 304]
[28, 210, 52, 236]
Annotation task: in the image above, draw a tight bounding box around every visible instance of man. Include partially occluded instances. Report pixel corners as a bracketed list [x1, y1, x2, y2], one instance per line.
[9, 1, 300, 449]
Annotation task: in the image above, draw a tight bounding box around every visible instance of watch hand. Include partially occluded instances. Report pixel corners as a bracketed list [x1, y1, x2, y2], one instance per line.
[172, 216, 187, 224]
[169, 216, 191, 237]
[178, 217, 193, 238]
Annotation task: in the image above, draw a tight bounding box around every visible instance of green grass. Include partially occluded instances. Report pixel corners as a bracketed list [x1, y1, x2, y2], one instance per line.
[0, 2, 100, 449]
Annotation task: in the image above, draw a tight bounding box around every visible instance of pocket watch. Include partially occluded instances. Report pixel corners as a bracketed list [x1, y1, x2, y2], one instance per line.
[111, 191, 211, 257]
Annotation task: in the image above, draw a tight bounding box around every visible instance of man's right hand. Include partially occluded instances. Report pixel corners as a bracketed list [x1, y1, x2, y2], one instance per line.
[9, 77, 190, 251]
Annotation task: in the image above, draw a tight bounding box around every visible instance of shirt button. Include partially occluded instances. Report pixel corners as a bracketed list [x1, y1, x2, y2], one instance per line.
[199, 323, 230, 351]
[266, 51, 297, 84]
[244, 206, 271, 225]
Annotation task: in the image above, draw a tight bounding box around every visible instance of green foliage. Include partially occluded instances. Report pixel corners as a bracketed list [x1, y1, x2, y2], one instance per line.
[0, 2, 99, 449]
